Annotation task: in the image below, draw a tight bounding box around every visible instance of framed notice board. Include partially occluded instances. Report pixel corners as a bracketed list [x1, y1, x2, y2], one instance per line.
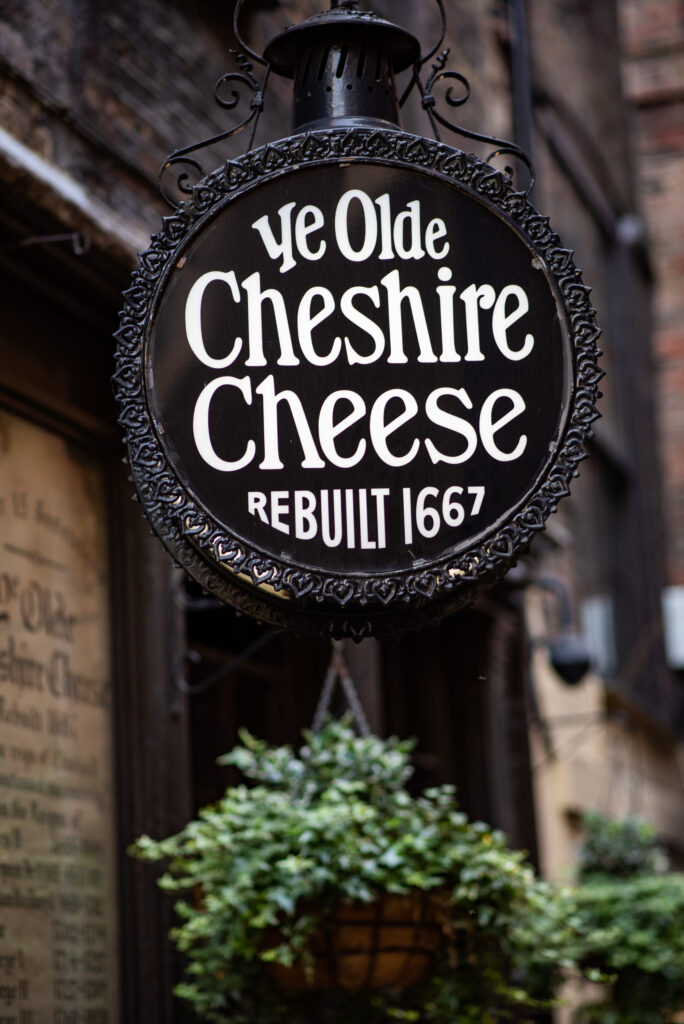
[0, 236, 193, 1023]
[0, 409, 119, 1021]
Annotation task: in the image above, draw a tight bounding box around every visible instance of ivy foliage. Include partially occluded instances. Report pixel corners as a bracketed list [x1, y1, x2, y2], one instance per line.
[571, 813, 684, 1024]
[130, 719, 574, 1023]
[578, 812, 668, 880]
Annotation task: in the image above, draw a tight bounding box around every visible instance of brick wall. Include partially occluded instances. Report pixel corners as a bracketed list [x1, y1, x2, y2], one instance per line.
[621, 0, 684, 583]
[0, 0, 283, 233]
[0, 0, 513, 243]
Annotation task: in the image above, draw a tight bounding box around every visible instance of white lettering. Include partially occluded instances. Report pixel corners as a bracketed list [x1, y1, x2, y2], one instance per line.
[424, 387, 478, 465]
[242, 272, 300, 367]
[370, 389, 420, 467]
[256, 374, 325, 470]
[479, 388, 527, 461]
[341, 286, 385, 365]
[393, 200, 425, 260]
[185, 271, 242, 368]
[382, 269, 437, 364]
[193, 376, 255, 471]
[358, 489, 375, 549]
[460, 283, 496, 362]
[371, 488, 390, 548]
[335, 189, 377, 262]
[375, 193, 395, 260]
[492, 285, 534, 360]
[295, 205, 326, 262]
[294, 491, 318, 539]
[248, 491, 268, 523]
[297, 286, 339, 366]
[321, 489, 343, 547]
[425, 218, 450, 259]
[251, 201, 297, 273]
[271, 491, 290, 534]
[318, 391, 367, 468]
[436, 266, 458, 362]
[345, 489, 356, 548]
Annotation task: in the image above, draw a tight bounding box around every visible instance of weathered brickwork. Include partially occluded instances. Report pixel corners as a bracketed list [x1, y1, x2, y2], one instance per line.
[0, 0, 286, 232]
[621, 0, 684, 582]
[530, 0, 633, 202]
[0, 0, 515, 242]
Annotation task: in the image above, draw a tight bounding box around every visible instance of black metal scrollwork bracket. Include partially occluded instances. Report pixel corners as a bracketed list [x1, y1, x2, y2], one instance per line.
[419, 50, 534, 195]
[158, 0, 270, 208]
[400, 0, 535, 195]
[158, 0, 534, 205]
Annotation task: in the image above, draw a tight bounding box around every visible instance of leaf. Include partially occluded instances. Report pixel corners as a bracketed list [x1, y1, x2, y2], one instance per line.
[129, 719, 582, 1023]
[379, 846, 403, 869]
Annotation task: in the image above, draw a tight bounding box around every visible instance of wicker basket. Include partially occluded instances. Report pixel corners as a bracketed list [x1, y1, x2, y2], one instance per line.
[266, 890, 446, 992]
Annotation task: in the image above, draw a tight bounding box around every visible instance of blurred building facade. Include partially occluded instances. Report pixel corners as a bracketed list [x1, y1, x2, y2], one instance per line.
[0, 0, 682, 1019]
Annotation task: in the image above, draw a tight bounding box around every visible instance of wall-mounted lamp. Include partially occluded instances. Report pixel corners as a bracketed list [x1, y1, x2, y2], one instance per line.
[536, 573, 592, 685]
[509, 569, 592, 685]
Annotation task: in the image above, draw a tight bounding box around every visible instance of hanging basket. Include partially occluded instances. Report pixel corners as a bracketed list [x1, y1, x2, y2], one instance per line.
[266, 890, 447, 992]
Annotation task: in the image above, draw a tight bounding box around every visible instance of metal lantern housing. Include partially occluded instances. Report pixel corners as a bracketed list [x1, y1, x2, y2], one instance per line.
[264, 0, 420, 132]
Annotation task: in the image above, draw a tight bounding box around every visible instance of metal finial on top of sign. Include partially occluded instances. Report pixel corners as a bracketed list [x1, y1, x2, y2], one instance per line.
[263, 0, 420, 132]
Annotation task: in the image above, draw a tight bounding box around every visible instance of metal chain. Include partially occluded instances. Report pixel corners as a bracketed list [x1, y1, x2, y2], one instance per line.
[312, 640, 371, 736]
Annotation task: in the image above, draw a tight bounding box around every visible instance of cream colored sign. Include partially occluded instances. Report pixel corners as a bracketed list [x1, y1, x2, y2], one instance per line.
[0, 410, 119, 1024]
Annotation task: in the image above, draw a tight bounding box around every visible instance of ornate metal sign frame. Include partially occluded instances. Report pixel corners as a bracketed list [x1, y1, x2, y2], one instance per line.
[114, 127, 601, 638]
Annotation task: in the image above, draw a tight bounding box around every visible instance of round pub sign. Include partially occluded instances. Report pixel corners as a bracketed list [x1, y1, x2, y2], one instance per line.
[114, 129, 601, 637]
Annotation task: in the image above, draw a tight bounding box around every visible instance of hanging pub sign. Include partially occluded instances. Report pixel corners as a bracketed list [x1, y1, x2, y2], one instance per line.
[114, 0, 601, 637]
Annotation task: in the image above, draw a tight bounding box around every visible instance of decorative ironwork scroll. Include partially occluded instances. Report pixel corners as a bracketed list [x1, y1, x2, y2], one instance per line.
[421, 51, 535, 194]
[158, 50, 270, 208]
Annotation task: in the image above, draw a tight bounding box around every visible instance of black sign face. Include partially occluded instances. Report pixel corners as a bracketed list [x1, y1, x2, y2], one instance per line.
[115, 130, 601, 636]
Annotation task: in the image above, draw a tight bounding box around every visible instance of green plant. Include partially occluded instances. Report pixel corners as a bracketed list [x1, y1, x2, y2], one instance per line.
[571, 813, 684, 1024]
[578, 812, 667, 880]
[131, 719, 575, 1023]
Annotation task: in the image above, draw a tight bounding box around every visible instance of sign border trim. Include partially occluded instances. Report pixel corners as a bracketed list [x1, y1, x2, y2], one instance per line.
[113, 127, 602, 637]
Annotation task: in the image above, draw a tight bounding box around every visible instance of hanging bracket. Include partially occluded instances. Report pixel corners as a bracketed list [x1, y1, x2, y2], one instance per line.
[312, 640, 371, 736]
